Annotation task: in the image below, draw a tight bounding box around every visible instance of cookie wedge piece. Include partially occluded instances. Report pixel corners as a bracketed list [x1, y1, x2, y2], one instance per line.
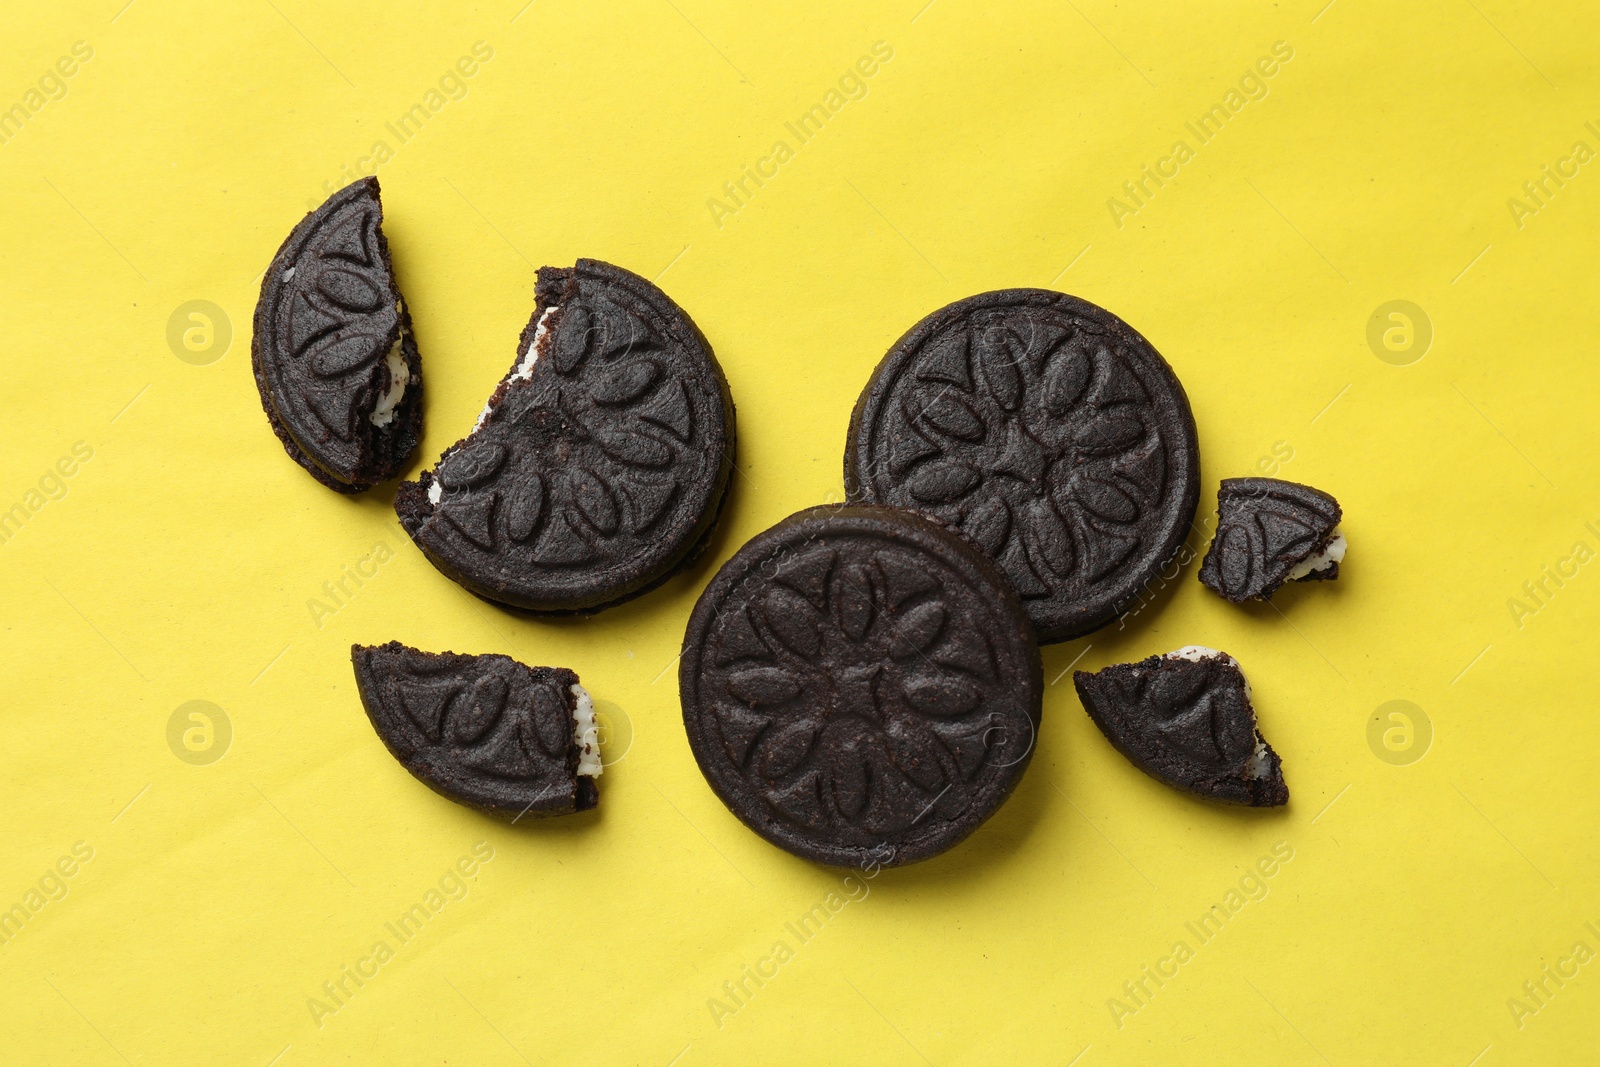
[351, 641, 600, 818]
[1074, 646, 1287, 806]
[1198, 477, 1344, 603]
[253, 177, 423, 492]
[680, 504, 1043, 868]
[396, 259, 736, 613]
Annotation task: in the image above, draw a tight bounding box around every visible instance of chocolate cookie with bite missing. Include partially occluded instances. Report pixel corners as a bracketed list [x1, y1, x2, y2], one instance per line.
[396, 259, 735, 614]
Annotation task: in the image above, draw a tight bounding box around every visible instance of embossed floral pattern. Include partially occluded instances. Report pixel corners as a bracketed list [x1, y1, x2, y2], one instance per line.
[353, 643, 591, 817]
[401, 261, 732, 611]
[1073, 651, 1287, 807]
[849, 294, 1199, 642]
[1132, 661, 1256, 771]
[280, 203, 401, 409]
[255, 178, 418, 488]
[385, 657, 577, 773]
[881, 317, 1166, 597]
[1199, 478, 1342, 602]
[430, 295, 697, 565]
[702, 541, 1031, 838]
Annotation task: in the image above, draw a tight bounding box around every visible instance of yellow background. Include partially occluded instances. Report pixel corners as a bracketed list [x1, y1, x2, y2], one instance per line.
[4, 0, 1597, 1062]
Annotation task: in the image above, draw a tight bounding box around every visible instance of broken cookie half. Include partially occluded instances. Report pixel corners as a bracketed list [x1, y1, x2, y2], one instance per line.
[1074, 646, 1287, 807]
[1198, 477, 1344, 603]
[351, 641, 600, 818]
[253, 178, 423, 492]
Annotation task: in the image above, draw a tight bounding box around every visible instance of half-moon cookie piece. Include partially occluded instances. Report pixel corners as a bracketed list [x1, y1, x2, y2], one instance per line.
[845, 289, 1200, 644]
[680, 505, 1044, 868]
[253, 177, 423, 492]
[396, 259, 735, 613]
[1074, 646, 1287, 807]
[1198, 477, 1344, 603]
[351, 641, 600, 818]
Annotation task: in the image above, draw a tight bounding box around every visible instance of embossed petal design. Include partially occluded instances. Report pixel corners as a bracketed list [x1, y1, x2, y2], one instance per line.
[1198, 478, 1343, 602]
[351, 642, 594, 818]
[432, 298, 692, 564]
[706, 544, 1019, 835]
[892, 320, 1163, 598]
[1073, 651, 1287, 807]
[398, 259, 733, 614]
[848, 291, 1200, 644]
[681, 507, 1044, 867]
[254, 178, 421, 491]
[1137, 663, 1257, 771]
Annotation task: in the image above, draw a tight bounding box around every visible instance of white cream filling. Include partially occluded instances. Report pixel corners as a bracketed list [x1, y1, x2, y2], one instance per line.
[470, 305, 560, 434]
[514, 305, 560, 381]
[571, 683, 601, 777]
[430, 306, 560, 508]
[1286, 529, 1346, 580]
[1245, 739, 1273, 779]
[369, 327, 410, 427]
[1168, 645, 1228, 663]
[283, 266, 296, 282]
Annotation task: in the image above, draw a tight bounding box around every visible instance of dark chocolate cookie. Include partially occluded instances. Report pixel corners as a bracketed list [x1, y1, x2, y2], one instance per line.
[1074, 647, 1287, 807]
[1198, 478, 1344, 603]
[845, 290, 1200, 644]
[680, 505, 1043, 868]
[396, 259, 735, 613]
[253, 178, 423, 492]
[351, 641, 600, 818]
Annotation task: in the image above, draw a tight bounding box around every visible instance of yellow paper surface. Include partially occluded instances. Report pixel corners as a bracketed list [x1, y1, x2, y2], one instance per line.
[4, 1, 1598, 1063]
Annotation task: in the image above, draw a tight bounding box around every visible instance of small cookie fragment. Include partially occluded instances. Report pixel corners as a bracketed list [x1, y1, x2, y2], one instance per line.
[1198, 477, 1344, 603]
[1073, 646, 1287, 807]
[680, 504, 1043, 868]
[351, 641, 599, 818]
[396, 259, 735, 613]
[252, 178, 423, 492]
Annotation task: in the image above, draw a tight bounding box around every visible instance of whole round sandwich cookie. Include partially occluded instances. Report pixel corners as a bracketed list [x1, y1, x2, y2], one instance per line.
[846, 289, 1200, 643]
[253, 177, 424, 493]
[680, 504, 1043, 868]
[397, 259, 736, 613]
